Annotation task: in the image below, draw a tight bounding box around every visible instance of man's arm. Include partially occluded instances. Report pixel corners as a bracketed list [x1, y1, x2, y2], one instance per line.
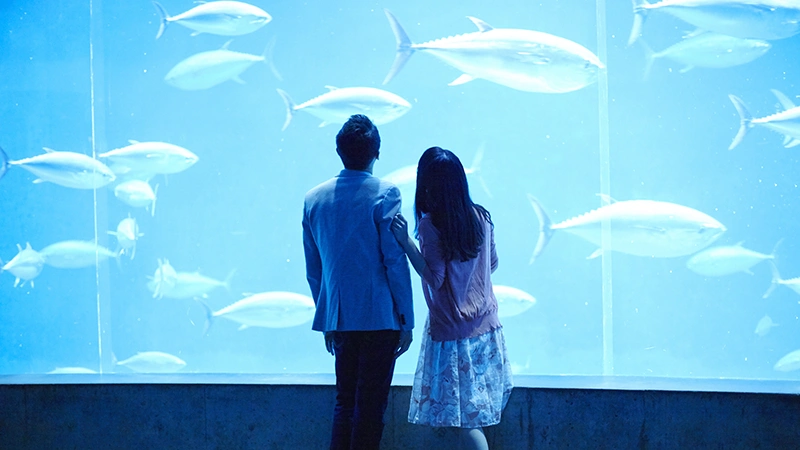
[378, 186, 414, 332]
[302, 205, 322, 304]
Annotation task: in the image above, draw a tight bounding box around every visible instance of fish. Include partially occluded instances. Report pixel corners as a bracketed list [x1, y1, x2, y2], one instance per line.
[639, 33, 770, 79]
[149, 258, 178, 299]
[47, 367, 98, 374]
[276, 86, 412, 131]
[113, 180, 159, 217]
[8, 147, 116, 189]
[686, 239, 781, 277]
[762, 261, 800, 299]
[528, 194, 726, 263]
[0, 145, 8, 180]
[774, 349, 800, 372]
[383, 9, 604, 93]
[754, 314, 778, 337]
[146, 269, 235, 299]
[199, 291, 316, 334]
[628, 0, 800, 46]
[114, 351, 186, 373]
[382, 143, 492, 214]
[40, 240, 119, 269]
[99, 140, 198, 175]
[728, 90, 800, 150]
[108, 216, 144, 260]
[494, 285, 537, 318]
[152, 1, 271, 39]
[164, 40, 268, 90]
[1, 243, 46, 288]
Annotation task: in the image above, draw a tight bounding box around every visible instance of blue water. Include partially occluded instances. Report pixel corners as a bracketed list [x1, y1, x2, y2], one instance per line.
[0, 0, 798, 382]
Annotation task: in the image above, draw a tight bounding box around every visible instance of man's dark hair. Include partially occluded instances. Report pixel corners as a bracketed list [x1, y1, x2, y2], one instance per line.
[336, 114, 380, 170]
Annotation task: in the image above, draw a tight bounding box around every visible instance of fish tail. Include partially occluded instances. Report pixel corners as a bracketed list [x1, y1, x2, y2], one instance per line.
[0, 145, 8, 181]
[263, 36, 283, 82]
[527, 194, 554, 264]
[151, 183, 159, 217]
[770, 238, 784, 259]
[276, 89, 296, 131]
[638, 39, 656, 81]
[762, 260, 781, 299]
[152, 2, 169, 40]
[627, 0, 649, 46]
[728, 94, 753, 150]
[383, 9, 414, 85]
[469, 142, 492, 198]
[197, 299, 214, 336]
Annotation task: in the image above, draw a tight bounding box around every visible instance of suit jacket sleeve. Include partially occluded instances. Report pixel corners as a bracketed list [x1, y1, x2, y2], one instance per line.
[379, 186, 414, 331]
[302, 201, 322, 304]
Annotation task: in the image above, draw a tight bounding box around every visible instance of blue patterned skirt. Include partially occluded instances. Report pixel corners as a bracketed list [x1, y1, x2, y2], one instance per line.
[408, 318, 513, 428]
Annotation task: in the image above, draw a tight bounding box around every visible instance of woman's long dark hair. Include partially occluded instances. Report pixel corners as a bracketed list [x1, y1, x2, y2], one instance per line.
[414, 146, 492, 262]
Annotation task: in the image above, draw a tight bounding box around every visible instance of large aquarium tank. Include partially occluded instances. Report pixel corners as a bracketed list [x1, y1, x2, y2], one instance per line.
[1, 0, 799, 382]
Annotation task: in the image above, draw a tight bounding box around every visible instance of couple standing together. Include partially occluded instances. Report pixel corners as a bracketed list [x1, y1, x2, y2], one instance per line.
[302, 114, 513, 450]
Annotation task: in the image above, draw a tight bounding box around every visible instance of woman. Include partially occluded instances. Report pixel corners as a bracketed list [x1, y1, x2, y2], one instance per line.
[390, 146, 512, 450]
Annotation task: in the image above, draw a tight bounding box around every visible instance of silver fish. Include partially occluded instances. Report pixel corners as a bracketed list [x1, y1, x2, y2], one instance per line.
[199, 291, 315, 334]
[754, 314, 778, 337]
[152, 1, 271, 39]
[108, 216, 144, 260]
[686, 239, 781, 277]
[0, 145, 8, 180]
[628, 0, 800, 45]
[47, 367, 98, 374]
[1, 243, 46, 288]
[115, 351, 186, 373]
[113, 180, 158, 217]
[528, 194, 726, 263]
[277, 86, 411, 131]
[383, 9, 603, 94]
[164, 40, 267, 90]
[639, 33, 770, 79]
[763, 261, 800, 298]
[9, 148, 115, 189]
[728, 90, 800, 150]
[494, 285, 537, 318]
[774, 349, 800, 372]
[100, 140, 197, 175]
[146, 269, 235, 299]
[40, 240, 118, 269]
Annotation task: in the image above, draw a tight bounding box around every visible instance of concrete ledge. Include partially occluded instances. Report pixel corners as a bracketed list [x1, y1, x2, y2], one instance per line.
[1, 376, 799, 449]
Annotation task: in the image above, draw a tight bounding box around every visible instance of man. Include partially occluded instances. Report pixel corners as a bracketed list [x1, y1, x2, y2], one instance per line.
[302, 114, 415, 450]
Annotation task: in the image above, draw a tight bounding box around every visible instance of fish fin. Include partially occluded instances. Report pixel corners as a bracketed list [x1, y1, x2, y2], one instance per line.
[785, 138, 800, 148]
[232, 75, 246, 85]
[449, 74, 475, 86]
[0, 145, 8, 180]
[265, 36, 283, 81]
[223, 269, 237, 291]
[319, 121, 331, 128]
[727, 94, 753, 150]
[595, 193, 617, 204]
[130, 244, 136, 260]
[237, 324, 249, 331]
[763, 261, 781, 299]
[107, 230, 119, 237]
[14, 278, 20, 288]
[638, 39, 656, 81]
[783, 135, 791, 145]
[527, 194, 554, 264]
[152, 2, 169, 40]
[242, 292, 254, 297]
[128, 139, 140, 145]
[682, 28, 707, 39]
[383, 9, 415, 85]
[770, 238, 784, 258]
[466, 16, 493, 32]
[678, 65, 694, 74]
[770, 89, 796, 110]
[42, 147, 56, 153]
[324, 85, 338, 91]
[743, 268, 755, 275]
[734, 240, 745, 247]
[221, 39, 234, 50]
[276, 89, 296, 131]
[627, 0, 650, 46]
[151, 183, 159, 217]
[190, 31, 203, 37]
[16, 243, 22, 252]
[587, 249, 603, 260]
[32, 178, 45, 184]
[30, 280, 34, 288]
